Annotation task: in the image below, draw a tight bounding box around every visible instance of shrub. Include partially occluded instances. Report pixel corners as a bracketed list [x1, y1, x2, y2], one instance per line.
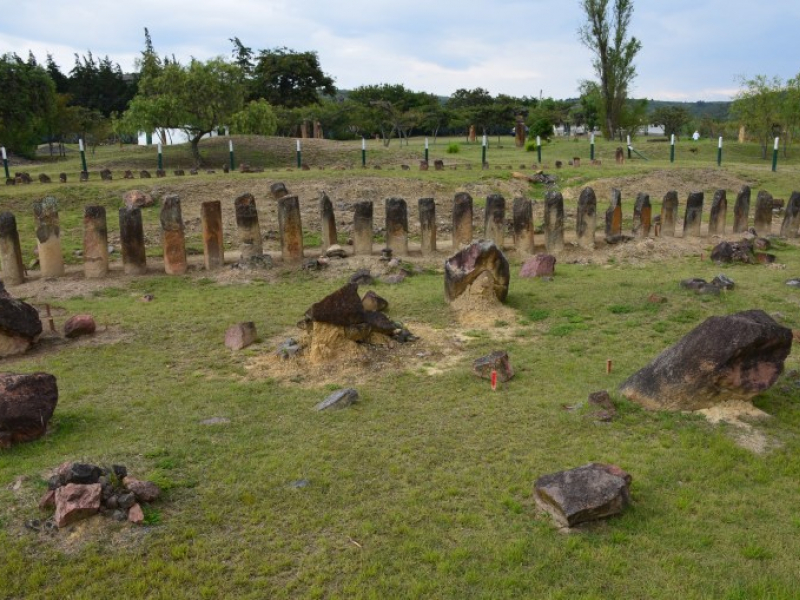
[446, 143, 460, 154]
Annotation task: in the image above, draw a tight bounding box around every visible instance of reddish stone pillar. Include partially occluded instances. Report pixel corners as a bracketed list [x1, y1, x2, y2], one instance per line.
[234, 193, 263, 260]
[633, 193, 652, 239]
[452, 192, 474, 248]
[33, 197, 65, 277]
[605, 189, 622, 239]
[83, 205, 109, 278]
[160, 195, 187, 275]
[708, 189, 727, 236]
[119, 207, 147, 275]
[0, 212, 25, 285]
[661, 191, 678, 237]
[278, 195, 304, 263]
[201, 201, 224, 269]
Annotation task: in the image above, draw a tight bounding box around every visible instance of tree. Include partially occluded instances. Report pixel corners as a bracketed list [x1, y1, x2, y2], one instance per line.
[731, 75, 783, 159]
[123, 56, 246, 164]
[0, 53, 56, 157]
[230, 99, 278, 135]
[250, 47, 335, 108]
[650, 105, 691, 138]
[349, 84, 432, 146]
[578, 0, 642, 140]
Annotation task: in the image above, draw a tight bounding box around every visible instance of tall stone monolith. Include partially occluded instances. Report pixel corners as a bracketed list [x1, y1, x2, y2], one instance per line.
[160, 195, 187, 275]
[33, 197, 65, 277]
[708, 189, 727, 236]
[683, 192, 704, 238]
[661, 191, 678, 237]
[320, 192, 337, 250]
[278, 195, 304, 263]
[234, 193, 263, 260]
[0, 212, 25, 285]
[452, 192, 474, 248]
[83, 206, 109, 278]
[780, 191, 800, 238]
[484, 194, 505, 247]
[201, 201, 224, 269]
[419, 198, 436, 255]
[544, 191, 564, 252]
[512, 198, 535, 255]
[753, 190, 773, 237]
[384, 197, 409, 256]
[353, 201, 373, 256]
[632, 193, 651, 239]
[119, 207, 147, 275]
[733, 186, 751, 233]
[605, 189, 622, 239]
[576, 188, 597, 248]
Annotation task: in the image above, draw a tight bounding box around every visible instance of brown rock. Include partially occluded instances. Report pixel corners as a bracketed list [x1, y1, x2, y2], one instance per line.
[472, 350, 514, 382]
[444, 240, 510, 303]
[64, 314, 96, 338]
[123, 190, 154, 209]
[128, 503, 145, 524]
[123, 477, 162, 503]
[54, 483, 101, 527]
[520, 254, 556, 278]
[225, 322, 257, 351]
[619, 310, 793, 411]
[0, 297, 43, 357]
[306, 283, 366, 326]
[38, 489, 56, 509]
[0, 372, 58, 447]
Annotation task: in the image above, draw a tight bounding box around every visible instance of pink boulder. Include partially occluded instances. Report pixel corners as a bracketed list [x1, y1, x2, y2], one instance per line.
[64, 314, 96, 338]
[128, 503, 145, 524]
[520, 254, 556, 278]
[225, 322, 257, 351]
[123, 476, 162, 503]
[54, 483, 101, 528]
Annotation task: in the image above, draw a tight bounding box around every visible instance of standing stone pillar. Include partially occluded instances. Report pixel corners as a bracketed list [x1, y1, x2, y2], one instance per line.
[605, 189, 622, 239]
[201, 201, 224, 270]
[160, 195, 187, 275]
[452, 192, 474, 248]
[683, 192, 704, 238]
[753, 190, 773, 236]
[234, 193, 263, 260]
[661, 191, 678, 237]
[0, 212, 25, 285]
[708, 189, 728, 236]
[119, 207, 147, 275]
[733, 186, 751, 233]
[320, 192, 337, 250]
[83, 206, 109, 278]
[576, 188, 597, 248]
[278, 196, 304, 263]
[385, 197, 409, 256]
[418, 198, 436, 255]
[33, 197, 65, 277]
[780, 191, 800, 238]
[484, 194, 505, 247]
[544, 191, 565, 252]
[632, 193, 652, 239]
[512, 198, 535, 255]
[270, 182, 289, 201]
[469, 125, 476, 143]
[353, 201, 374, 255]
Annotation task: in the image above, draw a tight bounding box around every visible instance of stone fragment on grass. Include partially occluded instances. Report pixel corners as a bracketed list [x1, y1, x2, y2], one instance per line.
[64, 314, 96, 338]
[362, 291, 388, 312]
[787, 278, 800, 288]
[472, 350, 514, 383]
[128, 503, 144, 524]
[123, 477, 161, 503]
[711, 274, 735, 290]
[225, 322, 257, 351]
[619, 310, 792, 411]
[316, 388, 359, 411]
[520, 254, 556, 278]
[534, 463, 632, 528]
[54, 483, 102, 528]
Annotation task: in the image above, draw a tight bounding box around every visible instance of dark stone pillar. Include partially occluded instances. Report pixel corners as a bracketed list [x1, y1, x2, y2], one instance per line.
[780, 191, 800, 238]
[452, 192, 474, 248]
[708, 189, 728, 236]
[119, 207, 147, 275]
[320, 192, 337, 250]
[160, 194, 187, 275]
[661, 191, 678, 237]
[512, 198, 535, 255]
[201, 201, 224, 269]
[753, 190, 773, 236]
[270, 182, 289, 200]
[385, 197, 409, 256]
[683, 192, 704, 238]
[733, 186, 751, 233]
[633, 193, 651, 239]
[0, 212, 25, 285]
[576, 187, 597, 248]
[419, 198, 436, 255]
[83, 205, 109, 278]
[278, 195, 304, 263]
[484, 194, 505, 248]
[353, 201, 373, 255]
[544, 191, 564, 252]
[234, 193, 263, 260]
[33, 197, 65, 277]
[605, 188, 622, 239]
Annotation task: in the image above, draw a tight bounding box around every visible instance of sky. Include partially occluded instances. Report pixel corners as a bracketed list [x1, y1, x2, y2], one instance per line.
[1, 0, 799, 102]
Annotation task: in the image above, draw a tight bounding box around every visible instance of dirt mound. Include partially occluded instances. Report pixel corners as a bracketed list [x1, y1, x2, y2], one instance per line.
[449, 271, 517, 327]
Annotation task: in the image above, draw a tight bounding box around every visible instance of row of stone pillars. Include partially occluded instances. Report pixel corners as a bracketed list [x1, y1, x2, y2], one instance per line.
[3, 188, 799, 286]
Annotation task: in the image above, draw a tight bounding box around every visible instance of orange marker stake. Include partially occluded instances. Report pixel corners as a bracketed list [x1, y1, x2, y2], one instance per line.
[606, 359, 612, 374]
[491, 370, 498, 391]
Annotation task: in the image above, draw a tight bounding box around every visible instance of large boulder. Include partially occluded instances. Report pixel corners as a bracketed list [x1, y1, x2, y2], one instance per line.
[620, 310, 793, 411]
[0, 297, 43, 357]
[306, 283, 366, 326]
[444, 240, 509, 303]
[520, 254, 556, 278]
[54, 483, 102, 528]
[0, 372, 58, 448]
[534, 463, 632, 528]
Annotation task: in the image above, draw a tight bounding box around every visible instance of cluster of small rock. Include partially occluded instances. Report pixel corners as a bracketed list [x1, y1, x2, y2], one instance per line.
[38, 462, 161, 528]
[680, 274, 735, 295]
[710, 236, 775, 264]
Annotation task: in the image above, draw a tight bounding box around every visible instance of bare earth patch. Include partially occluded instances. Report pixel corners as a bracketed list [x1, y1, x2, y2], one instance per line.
[696, 400, 777, 454]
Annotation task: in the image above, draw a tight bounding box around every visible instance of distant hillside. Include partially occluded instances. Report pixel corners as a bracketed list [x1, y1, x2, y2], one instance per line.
[643, 99, 730, 121]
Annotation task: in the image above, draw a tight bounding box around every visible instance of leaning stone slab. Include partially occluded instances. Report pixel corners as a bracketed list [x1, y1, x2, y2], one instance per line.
[444, 240, 509, 303]
[472, 350, 514, 382]
[534, 463, 632, 528]
[0, 372, 58, 448]
[316, 388, 359, 411]
[619, 310, 792, 411]
[224, 322, 257, 351]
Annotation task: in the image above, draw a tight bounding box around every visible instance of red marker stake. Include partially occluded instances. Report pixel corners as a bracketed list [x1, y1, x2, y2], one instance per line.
[491, 370, 498, 391]
[606, 359, 613, 374]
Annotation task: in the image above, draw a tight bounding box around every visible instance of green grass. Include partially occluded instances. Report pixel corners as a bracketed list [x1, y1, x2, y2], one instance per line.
[1, 136, 800, 599]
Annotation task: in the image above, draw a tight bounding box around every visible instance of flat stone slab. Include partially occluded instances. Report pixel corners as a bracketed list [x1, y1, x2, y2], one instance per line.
[316, 388, 359, 411]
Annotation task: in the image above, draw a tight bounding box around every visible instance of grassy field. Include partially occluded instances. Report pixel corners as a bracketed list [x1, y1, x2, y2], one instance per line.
[1, 135, 800, 599]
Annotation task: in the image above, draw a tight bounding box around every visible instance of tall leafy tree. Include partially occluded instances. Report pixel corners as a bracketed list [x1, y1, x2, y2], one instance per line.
[0, 53, 56, 157]
[249, 47, 335, 108]
[731, 75, 783, 159]
[578, 0, 642, 140]
[650, 105, 691, 138]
